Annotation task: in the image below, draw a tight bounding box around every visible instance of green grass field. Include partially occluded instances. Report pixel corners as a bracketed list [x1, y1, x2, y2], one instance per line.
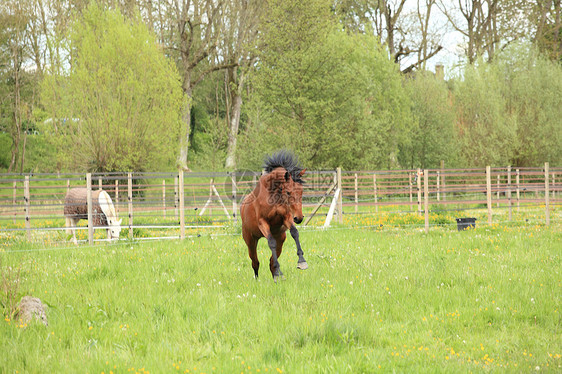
[1, 223, 561, 373]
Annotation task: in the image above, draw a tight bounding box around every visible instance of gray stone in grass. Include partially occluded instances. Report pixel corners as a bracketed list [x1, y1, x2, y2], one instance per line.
[16, 296, 48, 326]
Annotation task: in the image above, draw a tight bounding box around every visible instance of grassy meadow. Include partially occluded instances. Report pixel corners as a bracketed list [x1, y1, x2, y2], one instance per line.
[1, 222, 561, 373]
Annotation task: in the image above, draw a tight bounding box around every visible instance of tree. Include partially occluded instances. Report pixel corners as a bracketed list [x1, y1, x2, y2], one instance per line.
[0, 0, 35, 173]
[402, 0, 445, 73]
[238, 0, 411, 170]
[335, 0, 444, 72]
[40, 3, 184, 172]
[500, 44, 562, 166]
[453, 60, 517, 167]
[532, 0, 562, 62]
[222, 0, 261, 169]
[140, 0, 237, 170]
[399, 71, 456, 168]
[437, 0, 529, 64]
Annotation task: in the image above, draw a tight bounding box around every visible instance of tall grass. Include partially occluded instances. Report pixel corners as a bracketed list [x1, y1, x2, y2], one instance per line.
[1, 223, 561, 372]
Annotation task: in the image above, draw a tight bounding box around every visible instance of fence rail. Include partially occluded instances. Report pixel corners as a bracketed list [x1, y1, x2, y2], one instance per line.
[0, 163, 559, 244]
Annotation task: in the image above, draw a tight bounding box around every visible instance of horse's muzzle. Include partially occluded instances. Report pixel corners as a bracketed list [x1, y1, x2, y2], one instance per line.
[294, 216, 303, 224]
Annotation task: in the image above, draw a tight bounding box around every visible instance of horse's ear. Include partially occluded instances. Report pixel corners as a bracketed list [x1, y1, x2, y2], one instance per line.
[285, 171, 290, 181]
[118, 218, 122, 225]
[299, 169, 306, 177]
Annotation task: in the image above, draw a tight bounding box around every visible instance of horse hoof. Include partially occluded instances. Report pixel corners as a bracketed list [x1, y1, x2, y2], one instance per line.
[297, 261, 308, 270]
[273, 272, 285, 282]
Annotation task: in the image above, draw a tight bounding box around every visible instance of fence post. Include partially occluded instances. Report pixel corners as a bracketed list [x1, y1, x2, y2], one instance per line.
[162, 180, 166, 218]
[424, 170, 429, 233]
[354, 173, 358, 213]
[86, 173, 94, 245]
[98, 177, 102, 190]
[13, 181, 17, 224]
[440, 160, 446, 201]
[507, 166, 512, 221]
[128, 172, 133, 240]
[417, 168, 422, 216]
[486, 166, 493, 225]
[373, 174, 378, 213]
[231, 172, 238, 221]
[516, 169, 520, 212]
[496, 173, 501, 208]
[179, 170, 185, 239]
[336, 167, 343, 224]
[409, 172, 413, 211]
[437, 171, 440, 202]
[115, 180, 119, 215]
[545, 162, 550, 226]
[174, 175, 178, 220]
[24, 176, 30, 240]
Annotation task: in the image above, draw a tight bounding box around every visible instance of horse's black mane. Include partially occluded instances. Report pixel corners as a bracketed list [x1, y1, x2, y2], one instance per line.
[263, 150, 304, 184]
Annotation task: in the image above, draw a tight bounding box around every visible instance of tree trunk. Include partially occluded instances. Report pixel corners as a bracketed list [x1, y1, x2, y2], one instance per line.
[8, 135, 19, 173]
[554, 0, 562, 59]
[8, 48, 21, 173]
[177, 72, 192, 171]
[225, 70, 245, 169]
[19, 129, 28, 173]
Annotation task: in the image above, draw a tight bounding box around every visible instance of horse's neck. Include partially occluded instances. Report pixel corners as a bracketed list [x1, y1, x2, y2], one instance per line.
[99, 191, 117, 219]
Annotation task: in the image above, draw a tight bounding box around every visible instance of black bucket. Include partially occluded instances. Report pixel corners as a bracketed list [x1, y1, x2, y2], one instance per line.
[455, 217, 477, 231]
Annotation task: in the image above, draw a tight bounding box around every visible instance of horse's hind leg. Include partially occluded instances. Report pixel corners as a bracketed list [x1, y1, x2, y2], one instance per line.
[70, 219, 78, 245]
[66, 217, 78, 245]
[243, 231, 259, 278]
[290, 225, 308, 270]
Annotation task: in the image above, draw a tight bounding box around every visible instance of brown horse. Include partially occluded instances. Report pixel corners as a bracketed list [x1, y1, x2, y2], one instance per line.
[240, 151, 308, 281]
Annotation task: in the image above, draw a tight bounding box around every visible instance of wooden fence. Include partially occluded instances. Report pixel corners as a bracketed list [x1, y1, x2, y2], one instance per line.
[0, 163, 559, 244]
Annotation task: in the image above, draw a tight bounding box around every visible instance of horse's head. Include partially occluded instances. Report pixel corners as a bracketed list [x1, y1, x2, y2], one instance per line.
[290, 169, 306, 224]
[264, 167, 306, 223]
[108, 217, 122, 239]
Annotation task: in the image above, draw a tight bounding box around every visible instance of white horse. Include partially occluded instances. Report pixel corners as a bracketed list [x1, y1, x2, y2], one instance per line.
[64, 188, 122, 244]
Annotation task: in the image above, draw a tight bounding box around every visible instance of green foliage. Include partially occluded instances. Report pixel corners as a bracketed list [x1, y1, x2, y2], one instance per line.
[453, 44, 562, 168]
[0, 133, 11, 170]
[188, 104, 228, 171]
[399, 72, 457, 169]
[498, 44, 562, 166]
[0, 260, 22, 319]
[18, 134, 57, 173]
[453, 61, 518, 167]
[238, 0, 412, 170]
[40, 3, 184, 172]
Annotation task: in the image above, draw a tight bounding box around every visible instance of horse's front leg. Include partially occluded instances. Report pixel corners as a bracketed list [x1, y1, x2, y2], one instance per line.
[258, 219, 281, 282]
[290, 224, 308, 270]
[65, 217, 72, 235]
